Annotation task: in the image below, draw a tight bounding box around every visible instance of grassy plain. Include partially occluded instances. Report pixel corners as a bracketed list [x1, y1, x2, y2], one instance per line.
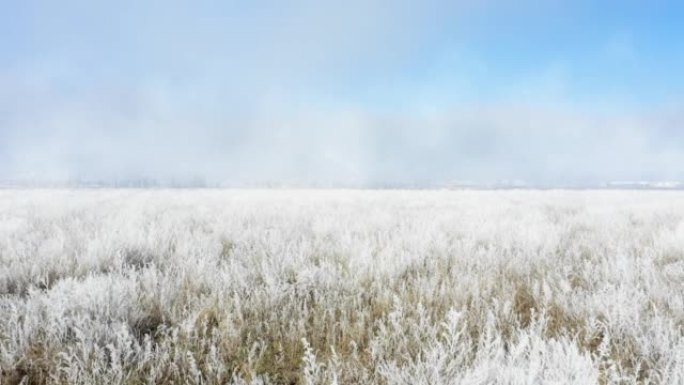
[1, 189, 683, 384]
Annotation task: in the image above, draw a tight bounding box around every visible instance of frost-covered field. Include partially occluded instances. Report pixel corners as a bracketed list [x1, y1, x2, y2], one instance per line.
[1, 189, 683, 385]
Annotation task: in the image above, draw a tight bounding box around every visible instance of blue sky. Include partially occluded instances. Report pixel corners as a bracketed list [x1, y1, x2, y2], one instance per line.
[1, 1, 683, 185]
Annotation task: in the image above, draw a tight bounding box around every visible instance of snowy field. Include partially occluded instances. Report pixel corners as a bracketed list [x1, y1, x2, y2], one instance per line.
[1, 189, 683, 384]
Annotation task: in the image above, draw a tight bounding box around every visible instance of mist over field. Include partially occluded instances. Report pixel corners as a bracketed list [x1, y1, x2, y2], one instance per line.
[2, 1, 684, 384]
[2, 2, 684, 187]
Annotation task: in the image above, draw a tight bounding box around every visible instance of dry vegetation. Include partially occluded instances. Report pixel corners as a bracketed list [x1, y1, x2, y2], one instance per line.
[1, 189, 683, 384]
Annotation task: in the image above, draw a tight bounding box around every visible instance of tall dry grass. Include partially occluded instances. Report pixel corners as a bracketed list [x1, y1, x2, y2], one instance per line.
[0, 189, 683, 384]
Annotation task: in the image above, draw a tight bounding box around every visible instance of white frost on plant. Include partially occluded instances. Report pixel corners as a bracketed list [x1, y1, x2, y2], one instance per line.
[0, 189, 683, 384]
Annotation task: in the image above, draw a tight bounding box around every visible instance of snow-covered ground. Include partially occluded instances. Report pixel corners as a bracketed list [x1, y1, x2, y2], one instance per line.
[1, 189, 683, 384]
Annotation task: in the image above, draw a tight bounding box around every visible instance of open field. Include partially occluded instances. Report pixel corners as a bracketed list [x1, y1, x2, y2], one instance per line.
[1, 189, 683, 384]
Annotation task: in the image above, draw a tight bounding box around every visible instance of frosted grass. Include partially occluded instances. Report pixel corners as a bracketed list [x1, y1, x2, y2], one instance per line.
[0, 189, 683, 384]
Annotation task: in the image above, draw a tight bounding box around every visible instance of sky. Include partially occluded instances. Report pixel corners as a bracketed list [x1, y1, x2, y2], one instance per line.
[1, 0, 683, 186]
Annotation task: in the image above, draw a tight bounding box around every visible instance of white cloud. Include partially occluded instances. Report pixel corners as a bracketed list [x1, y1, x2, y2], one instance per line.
[2, 1, 683, 185]
[3, 75, 683, 185]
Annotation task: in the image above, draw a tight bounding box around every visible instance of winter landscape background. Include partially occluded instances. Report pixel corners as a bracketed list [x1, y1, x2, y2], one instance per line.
[3, 1, 684, 383]
[2, 189, 684, 384]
